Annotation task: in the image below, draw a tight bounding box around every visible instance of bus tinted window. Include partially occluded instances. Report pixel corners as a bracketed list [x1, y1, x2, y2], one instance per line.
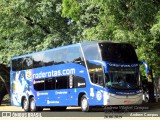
[66, 46, 83, 64]
[55, 76, 69, 89]
[54, 49, 67, 64]
[23, 57, 33, 70]
[99, 43, 138, 63]
[34, 79, 45, 91]
[12, 59, 17, 71]
[82, 44, 101, 60]
[12, 58, 23, 71]
[90, 73, 104, 86]
[32, 53, 44, 68]
[44, 51, 55, 66]
[45, 78, 56, 90]
[12, 45, 84, 71]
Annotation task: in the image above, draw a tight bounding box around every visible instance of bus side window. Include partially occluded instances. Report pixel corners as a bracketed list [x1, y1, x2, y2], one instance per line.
[43, 51, 55, 66]
[98, 75, 104, 86]
[90, 73, 104, 86]
[83, 44, 100, 60]
[90, 73, 98, 84]
[90, 73, 94, 83]
[45, 78, 56, 90]
[67, 46, 83, 64]
[23, 57, 33, 70]
[55, 76, 69, 89]
[12, 58, 23, 71]
[54, 50, 66, 64]
[32, 53, 44, 68]
[34, 79, 45, 91]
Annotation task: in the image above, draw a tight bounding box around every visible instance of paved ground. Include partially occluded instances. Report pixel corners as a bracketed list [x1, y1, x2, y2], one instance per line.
[0, 102, 160, 120]
[1, 102, 160, 111]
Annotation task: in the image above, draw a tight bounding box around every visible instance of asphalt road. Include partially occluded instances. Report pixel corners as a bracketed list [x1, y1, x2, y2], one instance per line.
[0, 103, 160, 120]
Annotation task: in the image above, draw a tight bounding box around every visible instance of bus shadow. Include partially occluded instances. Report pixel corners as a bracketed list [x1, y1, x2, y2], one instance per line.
[41, 104, 155, 113]
[42, 107, 105, 112]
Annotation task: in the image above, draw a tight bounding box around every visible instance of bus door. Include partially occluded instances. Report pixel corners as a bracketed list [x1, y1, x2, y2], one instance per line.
[90, 71, 104, 105]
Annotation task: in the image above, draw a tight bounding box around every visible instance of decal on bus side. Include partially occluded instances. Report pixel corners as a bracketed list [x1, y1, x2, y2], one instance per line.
[96, 91, 102, 101]
[32, 68, 76, 79]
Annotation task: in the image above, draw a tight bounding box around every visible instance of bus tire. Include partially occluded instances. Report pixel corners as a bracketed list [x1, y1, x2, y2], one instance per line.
[23, 97, 30, 112]
[81, 95, 92, 112]
[30, 97, 37, 112]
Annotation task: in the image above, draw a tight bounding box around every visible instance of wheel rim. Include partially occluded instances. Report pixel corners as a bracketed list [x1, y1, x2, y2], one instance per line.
[30, 100, 35, 110]
[145, 97, 149, 103]
[81, 98, 88, 111]
[23, 99, 28, 110]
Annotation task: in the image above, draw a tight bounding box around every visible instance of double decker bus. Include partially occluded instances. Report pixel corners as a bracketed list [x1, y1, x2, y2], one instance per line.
[10, 41, 148, 112]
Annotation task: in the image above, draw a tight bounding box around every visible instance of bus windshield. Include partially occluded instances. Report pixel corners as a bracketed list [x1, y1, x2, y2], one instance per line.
[99, 43, 138, 63]
[105, 70, 139, 90]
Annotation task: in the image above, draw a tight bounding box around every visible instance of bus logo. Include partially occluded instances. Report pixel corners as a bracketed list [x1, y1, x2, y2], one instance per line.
[96, 91, 102, 101]
[26, 70, 32, 79]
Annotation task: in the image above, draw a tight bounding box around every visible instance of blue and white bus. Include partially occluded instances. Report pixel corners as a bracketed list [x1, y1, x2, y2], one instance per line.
[10, 41, 148, 112]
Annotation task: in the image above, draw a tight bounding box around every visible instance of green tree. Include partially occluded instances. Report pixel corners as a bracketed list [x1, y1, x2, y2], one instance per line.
[0, 0, 74, 65]
[62, 0, 160, 76]
[0, 0, 73, 105]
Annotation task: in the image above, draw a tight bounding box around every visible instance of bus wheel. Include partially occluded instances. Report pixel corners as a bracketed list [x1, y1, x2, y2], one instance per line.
[81, 95, 91, 112]
[30, 97, 37, 112]
[23, 97, 30, 112]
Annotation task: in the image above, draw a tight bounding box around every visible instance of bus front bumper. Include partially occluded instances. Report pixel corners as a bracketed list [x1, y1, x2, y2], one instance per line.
[103, 92, 143, 106]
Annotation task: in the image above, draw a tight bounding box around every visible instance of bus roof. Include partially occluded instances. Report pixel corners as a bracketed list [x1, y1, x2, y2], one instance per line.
[11, 41, 128, 60]
[11, 43, 80, 60]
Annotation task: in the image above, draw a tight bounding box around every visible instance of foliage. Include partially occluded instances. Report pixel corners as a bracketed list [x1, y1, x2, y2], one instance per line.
[0, 0, 160, 77]
[0, 0, 72, 65]
[62, 0, 160, 77]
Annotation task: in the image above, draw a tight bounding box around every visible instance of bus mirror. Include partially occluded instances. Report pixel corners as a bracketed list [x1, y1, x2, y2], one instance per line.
[139, 61, 149, 74]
